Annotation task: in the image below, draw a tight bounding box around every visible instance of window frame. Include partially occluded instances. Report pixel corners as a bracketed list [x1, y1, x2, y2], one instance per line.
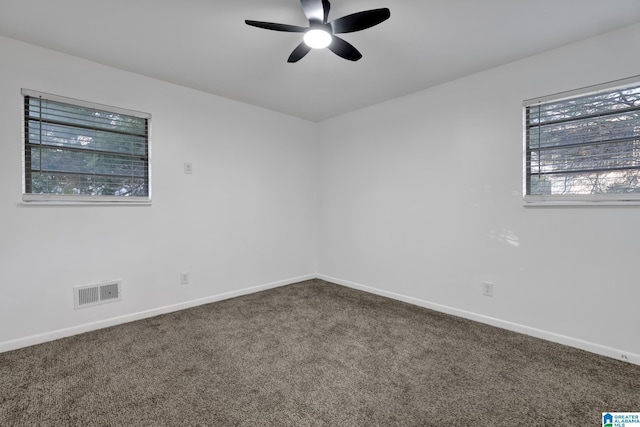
[522, 76, 640, 206]
[21, 89, 152, 205]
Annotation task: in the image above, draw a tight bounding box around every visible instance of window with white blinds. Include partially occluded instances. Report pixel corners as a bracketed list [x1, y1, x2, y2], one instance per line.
[524, 77, 640, 205]
[22, 89, 151, 203]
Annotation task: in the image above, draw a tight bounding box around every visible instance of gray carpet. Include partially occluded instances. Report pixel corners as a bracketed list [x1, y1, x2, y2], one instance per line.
[1, 279, 638, 426]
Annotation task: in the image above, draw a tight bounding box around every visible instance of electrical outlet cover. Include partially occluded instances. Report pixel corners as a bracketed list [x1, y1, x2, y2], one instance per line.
[180, 272, 189, 285]
[482, 282, 494, 297]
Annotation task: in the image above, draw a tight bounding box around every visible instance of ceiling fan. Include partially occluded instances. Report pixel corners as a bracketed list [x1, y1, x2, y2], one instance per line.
[245, 0, 390, 62]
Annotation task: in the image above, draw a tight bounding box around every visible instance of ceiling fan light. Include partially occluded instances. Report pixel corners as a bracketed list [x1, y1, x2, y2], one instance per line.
[304, 29, 332, 49]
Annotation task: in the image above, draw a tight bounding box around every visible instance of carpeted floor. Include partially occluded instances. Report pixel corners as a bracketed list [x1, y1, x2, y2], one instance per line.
[1, 279, 638, 426]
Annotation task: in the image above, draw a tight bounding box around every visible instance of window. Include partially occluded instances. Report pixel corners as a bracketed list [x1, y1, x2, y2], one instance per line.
[22, 89, 151, 204]
[524, 77, 640, 205]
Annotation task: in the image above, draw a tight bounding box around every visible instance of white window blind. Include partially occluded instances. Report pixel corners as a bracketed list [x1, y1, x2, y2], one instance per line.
[22, 89, 151, 204]
[523, 77, 640, 205]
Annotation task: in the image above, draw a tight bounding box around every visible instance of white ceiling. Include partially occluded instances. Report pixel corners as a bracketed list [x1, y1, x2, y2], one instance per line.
[1, 0, 640, 122]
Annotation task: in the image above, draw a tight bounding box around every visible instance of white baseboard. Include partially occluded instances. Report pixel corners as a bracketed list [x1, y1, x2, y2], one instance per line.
[4, 272, 638, 366]
[317, 274, 640, 366]
[0, 274, 316, 354]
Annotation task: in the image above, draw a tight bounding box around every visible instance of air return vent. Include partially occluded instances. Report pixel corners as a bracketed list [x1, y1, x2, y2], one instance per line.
[74, 280, 121, 309]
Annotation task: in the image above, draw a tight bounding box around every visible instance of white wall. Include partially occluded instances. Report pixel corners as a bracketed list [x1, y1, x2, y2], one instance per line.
[0, 36, 317, 350]
[3, 23, 640, 363]
[317, 23, 640, 363]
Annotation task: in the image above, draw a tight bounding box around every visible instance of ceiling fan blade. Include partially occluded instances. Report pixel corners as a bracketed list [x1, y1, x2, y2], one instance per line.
[288, 42, 313, 63]
[300, 0, 328, 24]
[330, 8, 390, 34]
[245, 20, 307, 32]
[328, 36, 362, 61]
[322, 0, 331, 23]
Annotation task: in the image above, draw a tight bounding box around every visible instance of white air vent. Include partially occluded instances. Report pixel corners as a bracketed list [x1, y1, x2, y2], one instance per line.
[74, 280, 121, 309]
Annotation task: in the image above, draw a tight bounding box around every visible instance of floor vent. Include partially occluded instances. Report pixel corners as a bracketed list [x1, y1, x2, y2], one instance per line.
[74, 280, 121, 309]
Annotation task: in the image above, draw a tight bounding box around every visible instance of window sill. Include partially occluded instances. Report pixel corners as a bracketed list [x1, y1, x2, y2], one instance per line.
[523, 195, 640, 207]
[22, 194, 152, 206]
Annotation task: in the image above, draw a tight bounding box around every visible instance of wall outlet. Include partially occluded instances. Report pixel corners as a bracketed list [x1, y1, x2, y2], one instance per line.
[180, 272, 189, 285]
[184, 162, 193, 174]
[482, 282, 494, 297]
